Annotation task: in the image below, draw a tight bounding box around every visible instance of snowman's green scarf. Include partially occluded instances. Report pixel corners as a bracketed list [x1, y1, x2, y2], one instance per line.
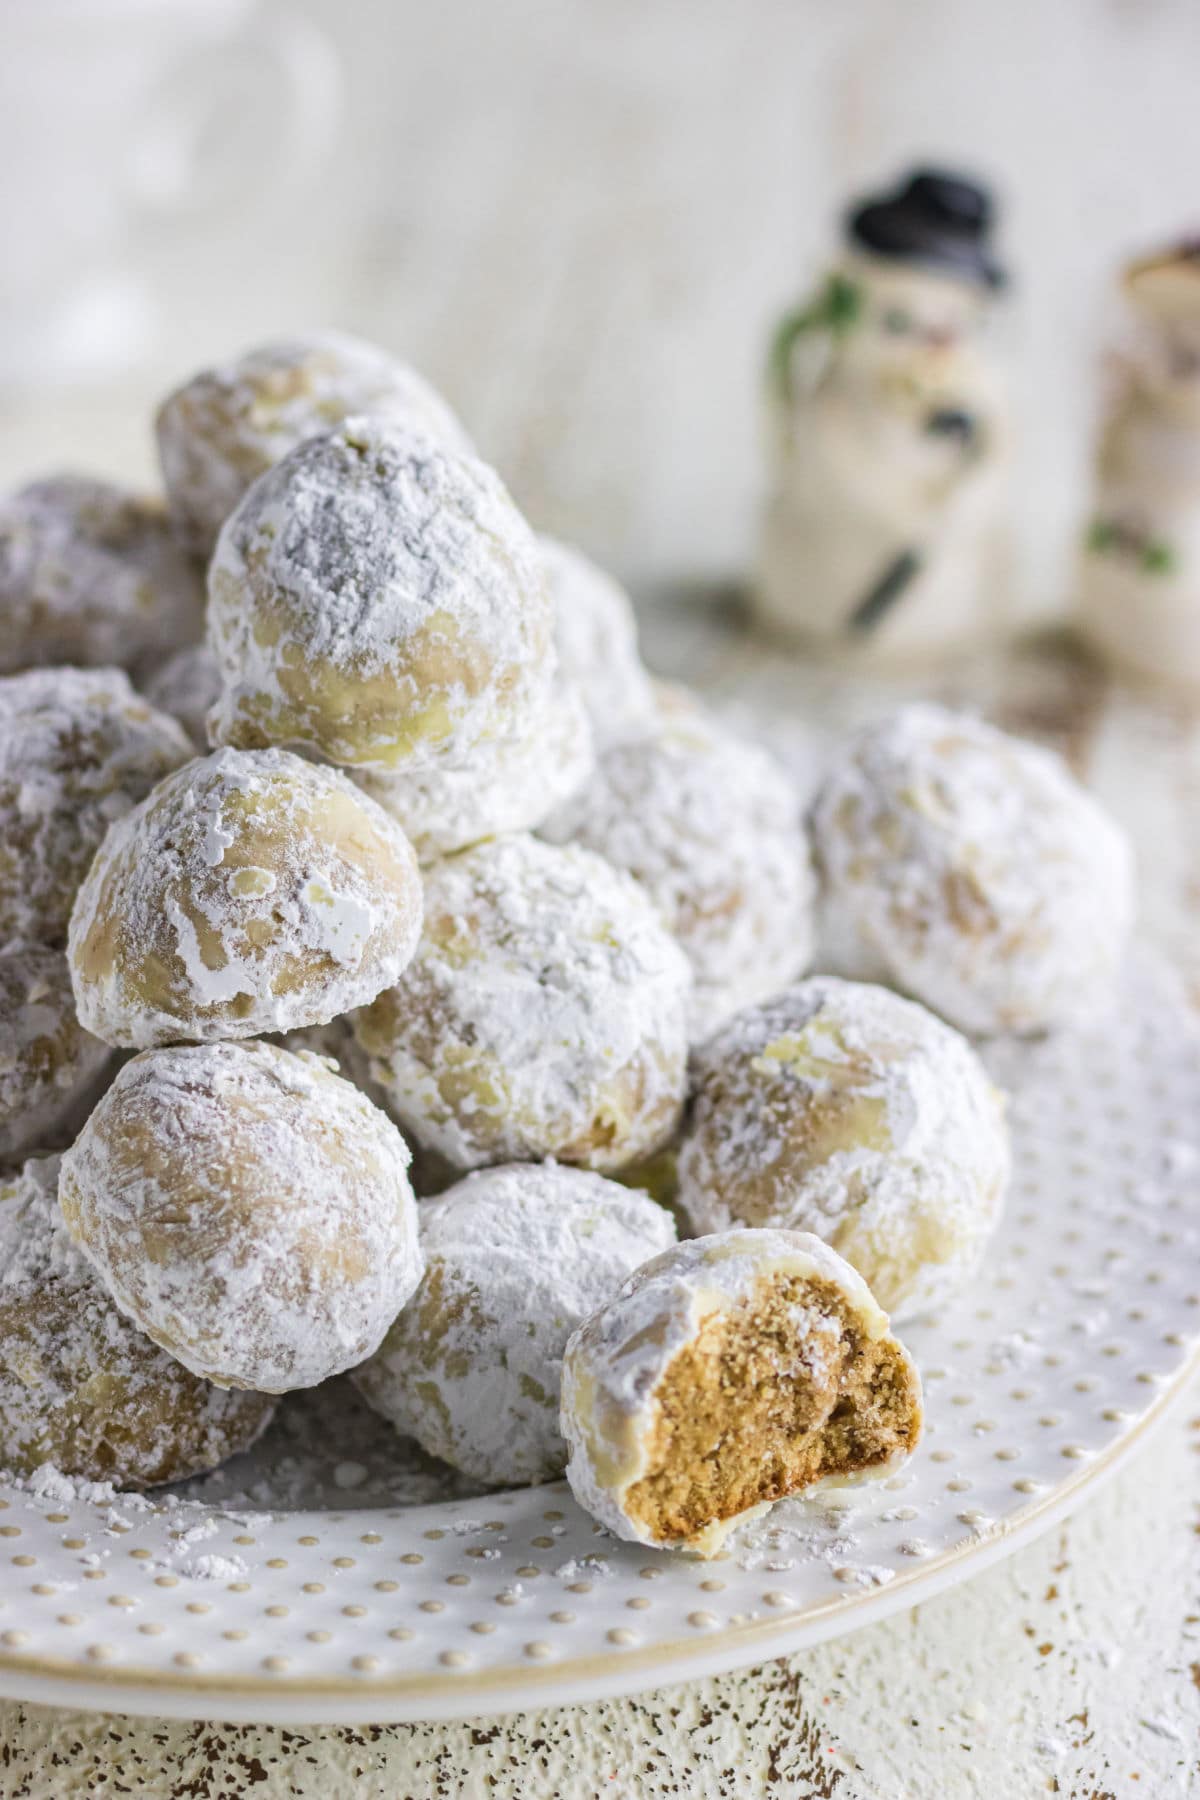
[767, 273, 863, 404]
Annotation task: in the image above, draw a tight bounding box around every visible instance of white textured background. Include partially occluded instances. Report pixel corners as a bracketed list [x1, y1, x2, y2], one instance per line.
[6, 0, 1200, 613]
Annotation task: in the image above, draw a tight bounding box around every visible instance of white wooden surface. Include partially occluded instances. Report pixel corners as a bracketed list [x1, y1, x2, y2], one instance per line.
[2, 1411, 1197, 1796]
[2, 2, 1200, 1790]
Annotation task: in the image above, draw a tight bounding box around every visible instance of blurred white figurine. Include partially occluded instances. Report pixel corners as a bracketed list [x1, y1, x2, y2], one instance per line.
[1080, 242, 1200, 694]
[758, 168, 1011, 663]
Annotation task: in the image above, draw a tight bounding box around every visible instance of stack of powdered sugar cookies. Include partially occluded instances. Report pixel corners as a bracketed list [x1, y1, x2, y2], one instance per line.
[0, 332, 1135, 1554]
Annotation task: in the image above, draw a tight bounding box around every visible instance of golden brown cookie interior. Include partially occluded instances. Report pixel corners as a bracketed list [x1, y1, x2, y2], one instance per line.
[625, 1274, 921, 1544]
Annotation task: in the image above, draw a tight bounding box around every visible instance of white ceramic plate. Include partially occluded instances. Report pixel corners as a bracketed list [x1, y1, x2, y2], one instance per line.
[0, 957, 1197, 1724]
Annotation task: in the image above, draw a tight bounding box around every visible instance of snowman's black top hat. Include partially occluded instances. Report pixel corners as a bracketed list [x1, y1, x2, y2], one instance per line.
[846, 167, 1005, 290]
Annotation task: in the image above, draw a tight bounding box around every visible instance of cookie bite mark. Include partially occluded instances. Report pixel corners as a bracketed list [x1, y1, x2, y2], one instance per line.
[623, 1272, 920, 1549]
[561, 1229, 922, 1554]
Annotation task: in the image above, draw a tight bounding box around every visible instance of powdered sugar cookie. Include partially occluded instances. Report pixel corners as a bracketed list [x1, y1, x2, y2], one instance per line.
[561, 1228, 923, 1553]
[810, 705, 1135, 1035]
[354, 834, 691, 1173]
[0, 475, 205, 678]
[357, 683, 593, 862]
[355, 1162, 676, 1485]
[68, 746, 423, 1048]
[0, 946, 112, 1167]
[677, 977, 1009, 1322]
[145, 643, 221, 749]
[544, 707, 815, 1040]
[0, 666, 192, 947]
[540, 536, 657, 749]
[207, 417, 555, 772]
[0, 1156, 275, 1486]
[156, 331, 473, 558]
[59, 1040, 423, 1392]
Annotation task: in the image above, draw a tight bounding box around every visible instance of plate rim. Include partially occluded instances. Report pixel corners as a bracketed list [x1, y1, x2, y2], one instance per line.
[0, 1347, 1194, 1725]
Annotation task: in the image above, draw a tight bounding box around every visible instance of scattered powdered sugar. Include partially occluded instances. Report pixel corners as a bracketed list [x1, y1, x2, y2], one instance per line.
[22, 1463, 124, 1508]
[986, 1330, 1043, 1368]
[206, 417, 555, 772]
[538, 536, 658, 749]
[553, 1554, 615, 1582]
[834, 1562, 896, 1587]
[542, 702, 816, 1042]
[68, 746, 423, 1047]
[177, 1377, 482, 1513]
[358, 682, 595, 862]
[355, 834, 692, 1172]
[0, 664, 191, 947]
[170, 1514, 220, 1549]
[732, 1489, 869, 1573]
[353, 1162, 677, 1486]
[1162, 1137, 1199, 1176]
[180, 1551, 248, 1583]
[6, 1468, 276, 1585]
[156, 330, 475, 558]
[677, 976, 1010, 1323]
[0, 473, 205, 676]
[810, 703, 1135, 1036]
[58, 1040, 424, 1393]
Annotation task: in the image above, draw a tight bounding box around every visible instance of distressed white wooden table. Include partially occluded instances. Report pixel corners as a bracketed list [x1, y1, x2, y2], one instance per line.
[4, 0, 1200, 1786]
[2, 1410, 1196, 1797]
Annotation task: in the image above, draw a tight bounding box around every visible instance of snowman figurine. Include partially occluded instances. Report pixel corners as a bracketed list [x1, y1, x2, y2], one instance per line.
[757, 167, 1010, 662]
[1080, 243, 1200, 695]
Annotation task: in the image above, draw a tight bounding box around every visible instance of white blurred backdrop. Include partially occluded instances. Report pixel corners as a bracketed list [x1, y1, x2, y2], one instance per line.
[2, 0, 1199, 618]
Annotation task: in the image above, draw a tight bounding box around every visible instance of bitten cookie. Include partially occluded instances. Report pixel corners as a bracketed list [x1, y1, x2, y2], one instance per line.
[561, 1228, 923, 1554]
